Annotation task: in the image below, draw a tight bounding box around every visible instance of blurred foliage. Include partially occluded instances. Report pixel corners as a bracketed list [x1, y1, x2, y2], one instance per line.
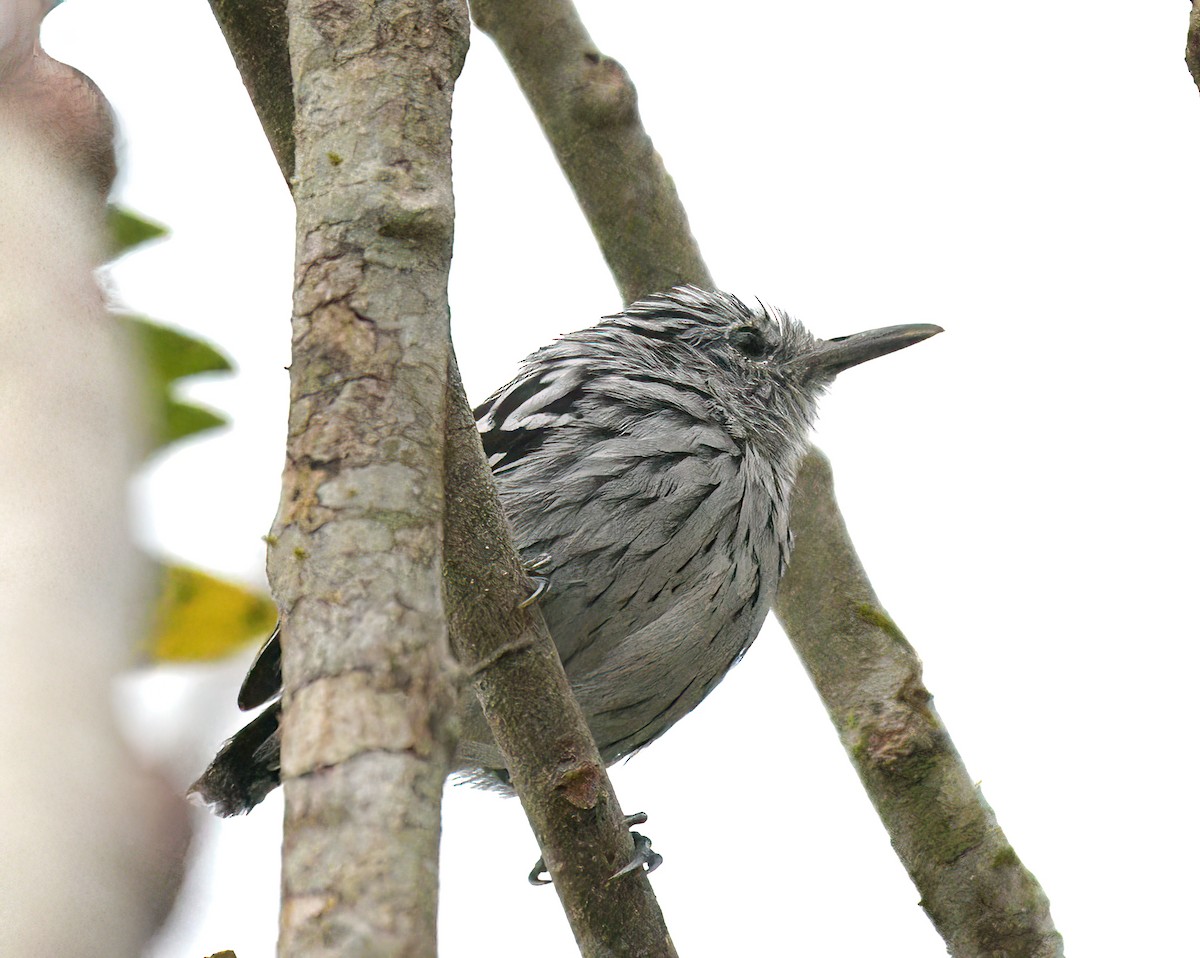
[148, 564, 276, 662]
[106, 204, 167, 260]
[105, 205, 234, 455]
[119, 313, 233, 453]
[121, 310, 231, 382]
[108, 206, 269, 663]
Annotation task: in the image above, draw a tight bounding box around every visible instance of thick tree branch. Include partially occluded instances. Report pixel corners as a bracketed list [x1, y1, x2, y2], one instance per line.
[443, 357, 677, 957]
[472, 0, 1062, 953]
[268, 1, 468, 955]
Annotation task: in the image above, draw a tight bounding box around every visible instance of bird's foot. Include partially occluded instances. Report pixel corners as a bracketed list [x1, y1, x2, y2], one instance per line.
[608, 817, 663, 882]
[528, 857, 552, 886]
[527, 812, 662, 886]
[518, 553, 553, 609]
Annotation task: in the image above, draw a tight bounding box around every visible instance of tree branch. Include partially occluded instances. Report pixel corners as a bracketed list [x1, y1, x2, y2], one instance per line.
[777, 451, 1064, 958]
[468, 0, 711, 304]
[269, 1, 468, 954]
[203, 0, 1062, 952]
[471, 1, 1063, 953]
[443, 357, 677, 957]
[206, 0, 294, 181]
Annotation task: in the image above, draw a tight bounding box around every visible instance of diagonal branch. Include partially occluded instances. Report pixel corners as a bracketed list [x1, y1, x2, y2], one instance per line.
[468, 0, 711, 304]
[778, 451, 1063, 957]
[207, 0, 294, 181]
[443, 358, 676, 957]
[469, 1, 1063, 954]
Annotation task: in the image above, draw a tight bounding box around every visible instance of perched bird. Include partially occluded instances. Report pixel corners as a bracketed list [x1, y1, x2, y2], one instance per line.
[192, 286, 940, 817]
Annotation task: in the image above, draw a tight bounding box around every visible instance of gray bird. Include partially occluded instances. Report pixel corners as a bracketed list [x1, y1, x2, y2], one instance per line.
[192, 286, 940, 819]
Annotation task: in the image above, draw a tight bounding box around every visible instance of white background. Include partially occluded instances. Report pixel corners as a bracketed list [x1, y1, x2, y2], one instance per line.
[42, 1, 1199, 955]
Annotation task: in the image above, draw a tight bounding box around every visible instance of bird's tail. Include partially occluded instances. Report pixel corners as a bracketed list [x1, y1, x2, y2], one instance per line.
[188, 700, 281, 817]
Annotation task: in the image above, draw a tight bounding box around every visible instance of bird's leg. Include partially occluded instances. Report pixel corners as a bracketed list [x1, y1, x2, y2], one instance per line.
[517, 552, 553, 609]
[527, 812, 662, 886]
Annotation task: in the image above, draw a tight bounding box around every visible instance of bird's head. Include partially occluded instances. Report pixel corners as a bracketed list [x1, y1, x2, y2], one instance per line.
[603, 285, 942, 456]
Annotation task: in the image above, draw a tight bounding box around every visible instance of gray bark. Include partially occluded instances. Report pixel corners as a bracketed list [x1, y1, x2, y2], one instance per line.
[443, 359, 677, 957]
[270, 1, 469, 954]
[1188, 1, 1200, 94]
[469, 0, 711, 304]
[778, 451, 1063, 958]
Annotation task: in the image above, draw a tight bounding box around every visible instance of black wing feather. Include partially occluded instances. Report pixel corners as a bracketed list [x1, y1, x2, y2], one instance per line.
[237, 621, 281, 710]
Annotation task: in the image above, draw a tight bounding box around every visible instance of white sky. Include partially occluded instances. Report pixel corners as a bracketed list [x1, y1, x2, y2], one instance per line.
[41, 1, 1200, 955]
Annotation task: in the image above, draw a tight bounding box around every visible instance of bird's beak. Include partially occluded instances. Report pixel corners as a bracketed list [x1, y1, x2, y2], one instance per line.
[809, 323, 943, 377]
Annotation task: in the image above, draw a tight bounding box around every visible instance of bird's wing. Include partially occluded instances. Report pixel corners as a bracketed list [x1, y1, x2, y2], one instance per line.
[237, 620, 281, 710]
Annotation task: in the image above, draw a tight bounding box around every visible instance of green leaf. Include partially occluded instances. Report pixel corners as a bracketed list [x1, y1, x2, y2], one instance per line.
[121, 314, 233, 384]
[163, 398, 229, 446]
[106, 205, 168, 260]
[118, 314, 235, 455]
[145, 564, 276, 663]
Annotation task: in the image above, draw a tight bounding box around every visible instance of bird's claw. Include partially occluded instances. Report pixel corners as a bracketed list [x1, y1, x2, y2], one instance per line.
[528, 857, 552, 886]
[607, 830, 662, 882]
[518, 553, 553, 609]
[518, 576, 550, 609]
[527, 812, 662, 887]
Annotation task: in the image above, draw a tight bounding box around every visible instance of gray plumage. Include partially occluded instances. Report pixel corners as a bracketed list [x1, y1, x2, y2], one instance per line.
[192, 286, 940, 814]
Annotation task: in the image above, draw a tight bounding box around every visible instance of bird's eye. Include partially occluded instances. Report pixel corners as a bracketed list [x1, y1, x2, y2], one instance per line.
[729, 326, 768, 359]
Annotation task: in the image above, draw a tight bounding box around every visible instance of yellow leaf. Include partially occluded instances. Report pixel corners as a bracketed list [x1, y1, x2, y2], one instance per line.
[148, 565, 276, 662]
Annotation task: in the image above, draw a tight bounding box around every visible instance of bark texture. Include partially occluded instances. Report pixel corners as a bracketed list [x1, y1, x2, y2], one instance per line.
[443, 359, 677, 958]
[270, 1, 469, 955]
[777, 450, 1063, 958]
